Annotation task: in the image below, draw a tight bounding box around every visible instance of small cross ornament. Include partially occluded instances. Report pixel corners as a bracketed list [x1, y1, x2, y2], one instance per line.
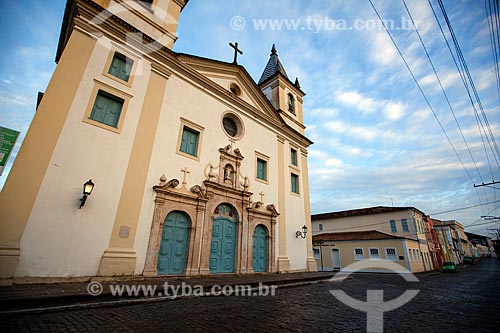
[229, 42, 243, 64]
[181, 167, 190, 185]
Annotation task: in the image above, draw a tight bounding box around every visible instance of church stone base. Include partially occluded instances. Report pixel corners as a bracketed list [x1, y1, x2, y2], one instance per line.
[0, 247, 20, 279]
[97, 248, 137, 276]
[277, 256, 291, 273]
[306, 257, 318, 272]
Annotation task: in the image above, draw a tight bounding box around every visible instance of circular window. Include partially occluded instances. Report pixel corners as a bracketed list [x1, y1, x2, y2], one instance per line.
[221, 112, 244, 140]
[229, 83, 241, 96]
[223, 117, 237, 137]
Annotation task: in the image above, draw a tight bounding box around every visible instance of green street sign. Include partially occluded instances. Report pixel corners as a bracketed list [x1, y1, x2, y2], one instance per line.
[0, 126, 20, 175]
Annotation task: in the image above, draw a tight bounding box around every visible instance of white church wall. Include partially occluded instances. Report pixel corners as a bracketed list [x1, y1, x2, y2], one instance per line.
[134, 70, 284, 273]
[284, 141, 308, 270]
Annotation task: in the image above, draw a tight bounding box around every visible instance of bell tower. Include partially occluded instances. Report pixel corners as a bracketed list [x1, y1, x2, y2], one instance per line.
[258, 44, 306, 135]
[56, 0, 189, 62]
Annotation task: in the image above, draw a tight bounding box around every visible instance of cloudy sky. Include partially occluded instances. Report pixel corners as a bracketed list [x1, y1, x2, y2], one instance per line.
[0, 0, 499, 237]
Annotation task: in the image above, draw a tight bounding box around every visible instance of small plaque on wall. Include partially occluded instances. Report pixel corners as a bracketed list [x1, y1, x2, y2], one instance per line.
[119, 226, 130, 239]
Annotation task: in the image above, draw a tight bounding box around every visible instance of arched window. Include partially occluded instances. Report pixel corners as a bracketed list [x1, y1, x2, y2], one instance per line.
[287, 93, 295, 114]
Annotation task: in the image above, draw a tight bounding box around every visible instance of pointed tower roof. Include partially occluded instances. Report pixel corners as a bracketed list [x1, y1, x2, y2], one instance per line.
[258, 44, 288, 85]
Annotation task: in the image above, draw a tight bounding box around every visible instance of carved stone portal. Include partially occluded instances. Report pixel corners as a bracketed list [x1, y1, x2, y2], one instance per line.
[143, 145, 279, 276]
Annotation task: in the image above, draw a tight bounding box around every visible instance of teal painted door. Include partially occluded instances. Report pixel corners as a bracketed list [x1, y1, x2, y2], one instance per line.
[210, 204, 238, 273]
[253, 225, 268, 272]
[157, 211, 190, 275]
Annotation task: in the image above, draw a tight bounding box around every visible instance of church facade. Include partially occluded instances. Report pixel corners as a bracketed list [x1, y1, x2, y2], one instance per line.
[0, 0, 317, 279]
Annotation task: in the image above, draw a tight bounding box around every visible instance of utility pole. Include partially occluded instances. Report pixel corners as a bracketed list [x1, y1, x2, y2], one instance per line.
[487, 227, 500, 240]
[481, 216, 500, 221]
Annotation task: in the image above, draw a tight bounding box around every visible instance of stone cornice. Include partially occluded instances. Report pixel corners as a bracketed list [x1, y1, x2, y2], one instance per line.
[173, 0, 189, 10]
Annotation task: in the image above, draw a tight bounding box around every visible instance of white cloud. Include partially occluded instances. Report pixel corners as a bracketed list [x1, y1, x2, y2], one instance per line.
[0, 93, 31, 107]
[307, 107, 339, 118]
[323, 120, 399, 141]
[370, 31, 398, 67]
[336, 91, 377, 112]
[384, 101, 405, 120]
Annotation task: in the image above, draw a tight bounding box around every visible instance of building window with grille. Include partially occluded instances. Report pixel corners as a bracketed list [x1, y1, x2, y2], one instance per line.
[354, 248, 364, 261]
[385, 248, 397, 261]
[319, 224, 323, 231]
[369, 248, 380, 260]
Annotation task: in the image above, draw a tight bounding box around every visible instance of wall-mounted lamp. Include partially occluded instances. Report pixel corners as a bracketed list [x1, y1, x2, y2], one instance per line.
[79, 179, 95, 209]
[296, 225, 308, 239]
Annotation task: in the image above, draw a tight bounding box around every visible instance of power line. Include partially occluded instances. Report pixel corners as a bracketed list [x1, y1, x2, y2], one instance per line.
[485, 0, 500, 103]
[428, 0, 500, 173]
[429, 199, 500, 215]
[464, 220, 500, 228]
[368, 0, 485, 210]
[401, 0, 488, 202]
[437, 0, 500, 170]
[463, 202, 500, 228]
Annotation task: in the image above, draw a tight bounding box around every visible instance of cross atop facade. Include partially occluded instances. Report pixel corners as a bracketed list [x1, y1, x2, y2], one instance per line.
[229, 42, 243, 64]
[259, 191, 265, 203]
[181, 167, 190, 185]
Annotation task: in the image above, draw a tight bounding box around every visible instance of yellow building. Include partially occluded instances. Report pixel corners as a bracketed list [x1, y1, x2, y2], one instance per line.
[433, 219, 469, 264]
[0, 0, 317, 279]
[312, 206, 435, 272]
[313, 231, 425, 273]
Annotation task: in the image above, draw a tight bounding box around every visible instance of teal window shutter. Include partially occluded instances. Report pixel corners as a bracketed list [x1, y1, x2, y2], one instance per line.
[401, 219, 409, 232]
[291, 173, 299, 193]
[89, 91, 124, 128]
[180, 127, 199, 156]
[257, 158, 267, 180]
[291, 149, 297, 166]
[390, 220, 397, 232]
[109, 52, 133, 82]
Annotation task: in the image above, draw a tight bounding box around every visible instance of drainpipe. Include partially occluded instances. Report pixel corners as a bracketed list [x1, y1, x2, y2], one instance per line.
[319, 240, 324, 272]
[402, 239, 411, 271]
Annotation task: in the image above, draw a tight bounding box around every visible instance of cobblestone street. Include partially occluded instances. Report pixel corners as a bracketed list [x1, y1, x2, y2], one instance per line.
[2, 259, 499, 332]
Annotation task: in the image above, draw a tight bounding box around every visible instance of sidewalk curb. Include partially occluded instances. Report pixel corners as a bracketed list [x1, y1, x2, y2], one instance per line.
[0, 276, 337, 315]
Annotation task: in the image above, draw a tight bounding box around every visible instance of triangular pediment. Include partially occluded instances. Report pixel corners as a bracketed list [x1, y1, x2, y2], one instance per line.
[176, 54, 283, 124]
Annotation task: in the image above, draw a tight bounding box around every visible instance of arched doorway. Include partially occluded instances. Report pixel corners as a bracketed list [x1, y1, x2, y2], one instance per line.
[253, 225, 268, 272]
[210, 204, 238, 273]
[157, 211, 190, 275]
